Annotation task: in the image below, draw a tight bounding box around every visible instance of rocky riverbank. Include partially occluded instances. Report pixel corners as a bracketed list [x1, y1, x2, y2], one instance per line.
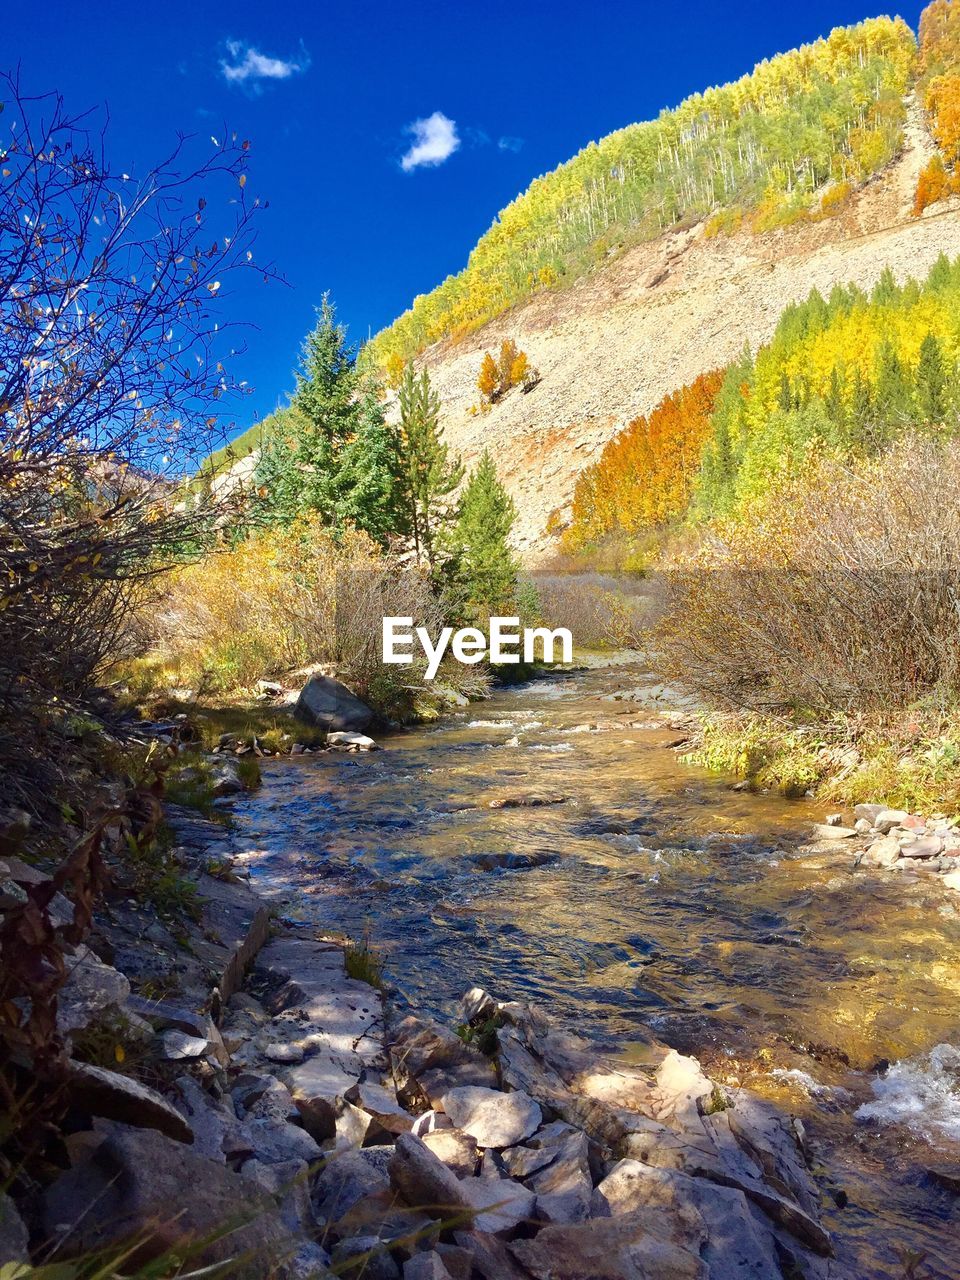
[803, 802, 960, 894]
[0, 779, 838, 1279]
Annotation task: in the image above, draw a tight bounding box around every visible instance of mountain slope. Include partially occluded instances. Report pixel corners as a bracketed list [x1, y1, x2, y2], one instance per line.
[395, 96, 960, 555]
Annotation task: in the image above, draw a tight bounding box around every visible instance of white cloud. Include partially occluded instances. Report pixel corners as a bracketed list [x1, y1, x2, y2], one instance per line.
[498, 135, 524, 153]
[220, 40, 310, 88]
[400, 111, 460, 172]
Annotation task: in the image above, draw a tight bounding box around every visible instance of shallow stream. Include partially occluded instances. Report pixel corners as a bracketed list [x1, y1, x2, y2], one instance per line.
[231, 657, 960, 1278]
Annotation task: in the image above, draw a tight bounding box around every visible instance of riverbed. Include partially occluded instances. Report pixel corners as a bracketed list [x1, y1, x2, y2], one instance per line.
[230, 657, 960, 1278]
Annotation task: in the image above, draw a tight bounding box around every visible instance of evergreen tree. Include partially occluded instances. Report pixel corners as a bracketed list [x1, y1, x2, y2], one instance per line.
[398, 362, 463, 565]
[444, 450, 518, 620]
[873, 340, 914, 443]
[255, 295, 402, 545]
[917, 332, 947, 424]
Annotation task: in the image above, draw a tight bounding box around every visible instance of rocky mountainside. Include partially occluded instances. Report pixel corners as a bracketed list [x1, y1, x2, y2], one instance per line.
[393, 99, 960, 558]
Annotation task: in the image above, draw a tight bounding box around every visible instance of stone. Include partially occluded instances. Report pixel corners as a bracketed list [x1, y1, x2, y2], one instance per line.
[854, 817, 873, 834]
[331, 1235, 400, 1280]
[863, 835, 901, 868]
[175, 1076, 247, 1164]
[241, 1156, 317, 1235]
[508, 1210, 708, 1279]
[487, 793, 569, 809]
[943, 870, 960, 891]
[0, 1190, 28, 1263]
[327, 731, 378, 751]
[287, 1052, 367, 1140]
[233, 1073, 300, 1124]
[346, 1081, 415, 1139]
[313, 1146, 393, 1227]
[266, 1041, 307, 1064]
[810, 823, 858, 840]
[421, 1128, 478, 1178]
[453, 1230, 532, 1280]
[295, 675, 375, 733]
[389, 1133, 470, 1221]
[209, 760, 244, 796]
[126, 995, 212, 1039]
[334, 1099, 375, 1150]
[65, 1061, 194, 1144]
[440, 1087, 541, 1149]
[388, 1015, 497, 1107]
[57, 943, 131, 1036]
[403, 1253, 456, 1280]
[242, 1116, 324, 1165]
[854, 802, 886, 825]
[432, 1245, 473, 1280]
[899, 835, 944, 859]
[459, 1174, 536, 1235]
[594, 1162, 782, 1280]
[39, 1124, 295, 1277]
[526, 1128, 593, 1224]
[461, 987, 497, 1024]
[874, 809, 910, 834]
[163, 1029, 209, 1059]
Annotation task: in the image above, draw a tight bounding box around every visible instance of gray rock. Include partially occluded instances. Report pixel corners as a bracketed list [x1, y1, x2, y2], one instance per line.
[163, 1029, 210, 1059]
[810, 823, 857, 840]
[327, 731, 378, 751]
[266, 1041, 307, 1064]
[594, 1161, 782, 1279]
[287, 1052, 367, 1140]
[39, 1124, 296, 1277]
[453, 1230, 532, 1280]
[854, 802, 886, 825]
[421, 1128, 478, 1177]
[509, 1210, 708, 1279]
[314, 1146, 394, 1227]
[233, 1073, 300, 1123]
[874, 809, 910, 834]
[388, 1015, 497, 1108]
[389, 1133, 469, 1221]
[900, 835, 944, 859]
[242, 1116, 324, 1165]
[461, 987, 497, 1024]
[175, 1076, 247, 1164]
[526, 1128, 593, 1224]
[331, 1235, 400, 1280]
[295, 676, 375, 733]
[863, 835, 901, 868]
[241, 1156, 317, 1236]
[459, 1174, 535, 1235]
[404, 1253, 456, 1280]
[440, 1087, 541, 1148]
[65, 1060, 194, 1144]
[0, 1191, 28, 1264]
[57, 943, 131, 1036]
[346, 1080, 414, 1139]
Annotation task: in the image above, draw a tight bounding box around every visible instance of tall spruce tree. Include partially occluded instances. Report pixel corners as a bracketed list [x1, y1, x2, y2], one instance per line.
[444, 450, 518, 621]
[398, 362, 463, 565]
[256, 295, 402, 545]
[917, 332, 947, 425]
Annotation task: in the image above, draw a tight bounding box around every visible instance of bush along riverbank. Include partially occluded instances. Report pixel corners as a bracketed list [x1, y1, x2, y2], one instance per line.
[0, 747, 837, 1278]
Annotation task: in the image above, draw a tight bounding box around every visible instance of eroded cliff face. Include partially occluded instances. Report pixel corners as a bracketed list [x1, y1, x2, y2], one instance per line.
[393, 99, 960, 558]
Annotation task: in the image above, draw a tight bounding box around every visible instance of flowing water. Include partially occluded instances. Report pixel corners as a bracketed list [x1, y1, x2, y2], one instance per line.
[231, 656, 960, 1278]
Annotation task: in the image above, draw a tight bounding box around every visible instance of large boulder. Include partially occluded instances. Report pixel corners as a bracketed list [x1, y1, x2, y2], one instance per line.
[295, 676, 375, 733]
[38, 1124, 303, 1278]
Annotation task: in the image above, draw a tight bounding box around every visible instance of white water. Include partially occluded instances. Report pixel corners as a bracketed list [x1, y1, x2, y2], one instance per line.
[856, 1043, 960, 1143]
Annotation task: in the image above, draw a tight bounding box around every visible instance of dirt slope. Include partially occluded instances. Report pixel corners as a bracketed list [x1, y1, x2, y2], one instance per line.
[396, 99, 960, 558]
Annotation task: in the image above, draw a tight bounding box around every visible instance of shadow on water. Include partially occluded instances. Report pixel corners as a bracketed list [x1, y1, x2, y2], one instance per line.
[230, 657, 960, 1279]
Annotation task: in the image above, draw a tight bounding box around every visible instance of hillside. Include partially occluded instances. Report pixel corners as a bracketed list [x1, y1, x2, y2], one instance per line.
[392, 95, 960, 555]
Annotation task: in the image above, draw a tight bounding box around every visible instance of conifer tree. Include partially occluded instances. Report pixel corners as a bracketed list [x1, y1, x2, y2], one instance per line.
[256, 294, 402, 544]
[444, 450, 519, 620]
[398, 362, 464, 565]
[917, 332, 947, 424]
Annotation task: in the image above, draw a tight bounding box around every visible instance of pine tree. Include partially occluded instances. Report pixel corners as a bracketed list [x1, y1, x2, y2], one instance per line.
[256, 294, 402, 544]
[398, 362, 463, 565]
[917, 332, 947, 424]
[444, 450, 518, 621]
[873, 340, 914, 443]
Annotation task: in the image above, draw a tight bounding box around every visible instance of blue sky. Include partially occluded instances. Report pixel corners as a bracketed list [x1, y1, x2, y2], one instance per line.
[8, 1, 924, 441]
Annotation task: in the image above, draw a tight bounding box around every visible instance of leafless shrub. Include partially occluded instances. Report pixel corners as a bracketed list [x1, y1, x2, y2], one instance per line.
[529, 572, 662, 650]
[657, 438, 960, 718]
[0, 72, 271, 803]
